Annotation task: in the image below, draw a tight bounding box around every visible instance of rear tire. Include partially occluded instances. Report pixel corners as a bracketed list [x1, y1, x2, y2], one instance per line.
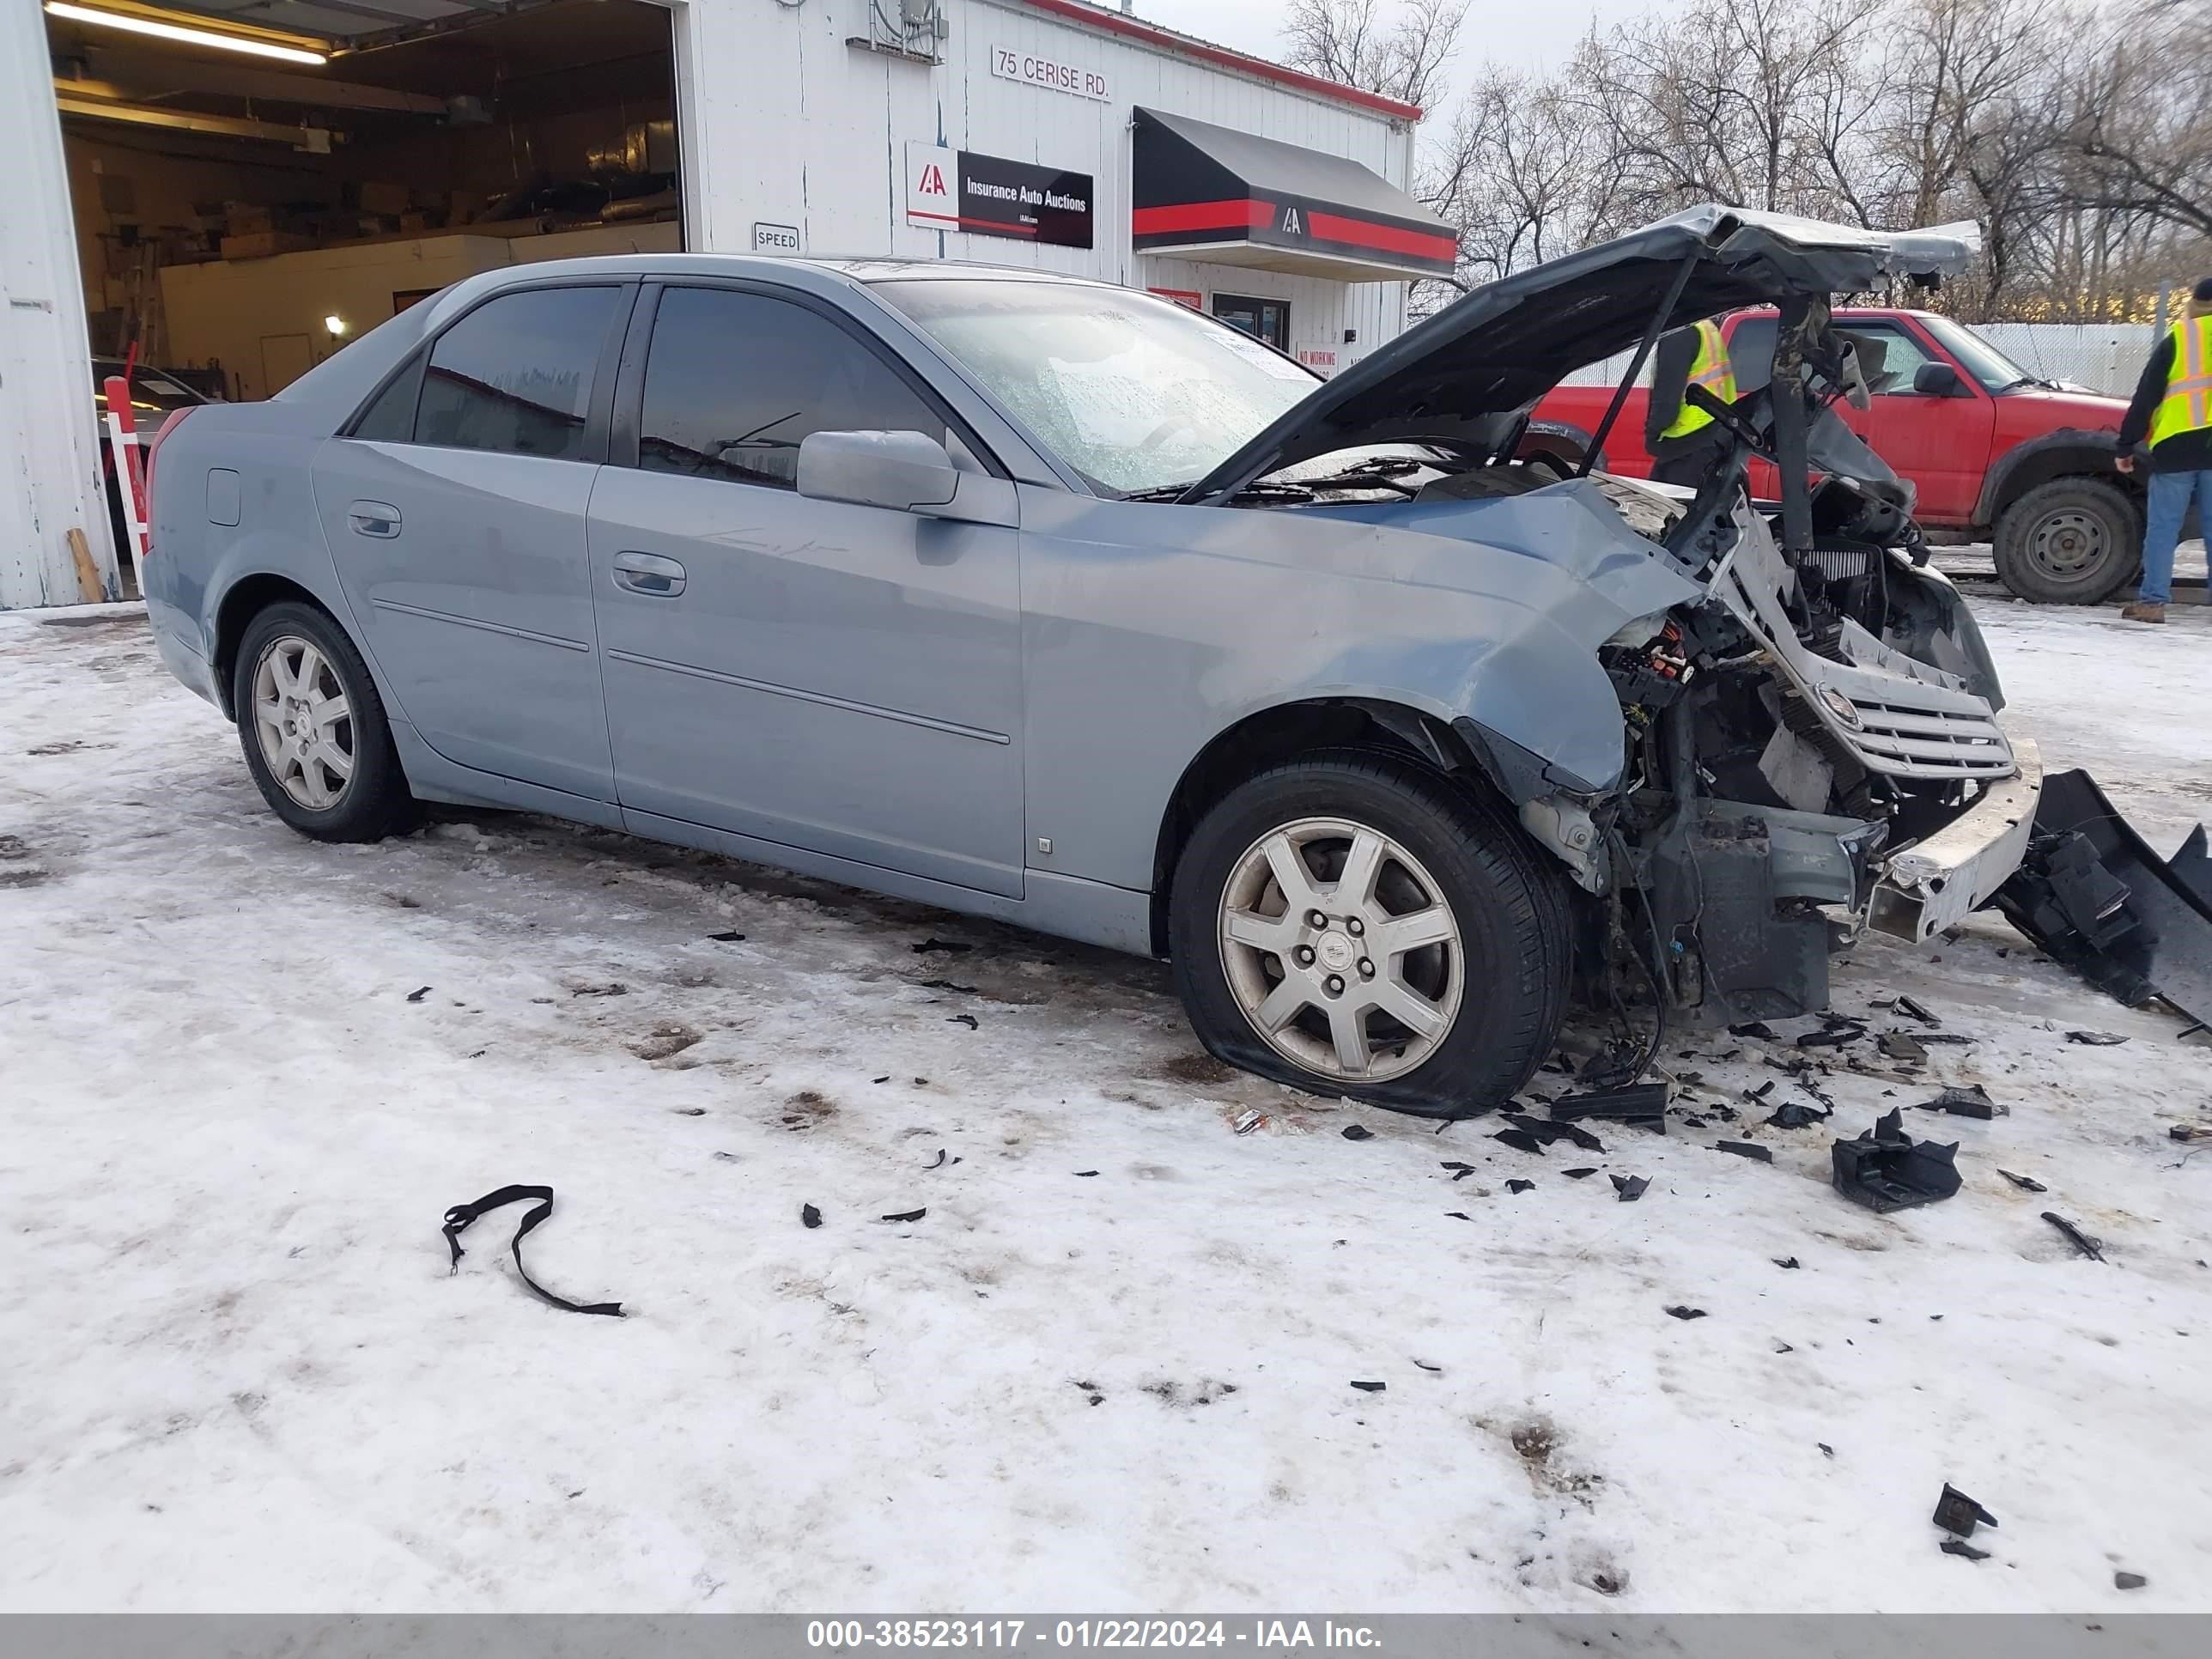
[232, 600, 420, 842]
[1168, 750, 1570, 1115]
[1993, 477, 2140, 605]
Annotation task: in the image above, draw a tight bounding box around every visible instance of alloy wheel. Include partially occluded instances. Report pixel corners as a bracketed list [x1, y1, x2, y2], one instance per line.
[1217, 816, 1464, 1083]
[252, 635, 356, 811]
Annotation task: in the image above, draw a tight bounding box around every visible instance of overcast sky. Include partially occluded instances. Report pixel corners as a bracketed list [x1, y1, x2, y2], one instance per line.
[1142, 0, 1657, 97]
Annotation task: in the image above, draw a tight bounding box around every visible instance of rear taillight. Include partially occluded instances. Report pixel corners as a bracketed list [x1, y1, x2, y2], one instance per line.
[140, 408, 194, 552]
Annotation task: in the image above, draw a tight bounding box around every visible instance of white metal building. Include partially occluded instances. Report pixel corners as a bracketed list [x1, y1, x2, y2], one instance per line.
[3, 0, 1451, 610]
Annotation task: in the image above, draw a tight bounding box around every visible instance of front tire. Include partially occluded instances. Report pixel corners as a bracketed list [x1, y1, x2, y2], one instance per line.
[1169, 751, 1570, 1115]
[1993, 477, 2140, 605]
[233, 600, 419, 842]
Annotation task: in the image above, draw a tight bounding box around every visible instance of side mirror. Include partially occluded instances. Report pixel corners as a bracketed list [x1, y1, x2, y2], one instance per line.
[1912, 361, 1963, 398]
[796, 429, 1014, 526]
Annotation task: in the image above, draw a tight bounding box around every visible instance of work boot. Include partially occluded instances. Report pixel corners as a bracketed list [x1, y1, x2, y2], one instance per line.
[2120, 601, 2167, 623]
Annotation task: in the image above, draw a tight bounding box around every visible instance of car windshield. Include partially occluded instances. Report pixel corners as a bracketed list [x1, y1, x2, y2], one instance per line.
[1914, 315, 2039, 392]
[872, 279, 1318, 496]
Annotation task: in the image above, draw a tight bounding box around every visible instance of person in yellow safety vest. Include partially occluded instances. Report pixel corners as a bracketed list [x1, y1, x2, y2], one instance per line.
[2114, 275, 2212, 623]
[1645, 314, 1739, 488]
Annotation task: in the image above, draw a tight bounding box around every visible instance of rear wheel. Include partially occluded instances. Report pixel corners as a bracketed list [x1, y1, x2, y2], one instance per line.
[1993, 477, 2140, 605]
[233, 600, 420, 842]
[1169, 752, 1569, 1115]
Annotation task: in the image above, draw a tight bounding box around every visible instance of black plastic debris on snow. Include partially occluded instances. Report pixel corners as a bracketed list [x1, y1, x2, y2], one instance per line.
[945, 1013, 979, 1030]
[2116, 1571, 2148, 1591]
[2041, 1212, 2106, 1261]
[1504, 1112, 1604, 1153]
[1664, 1304, 1707, 1321]
[1713, 1140, 1773, 1163]
[1562, 1167, 1600, 1179]
[1746, 1080, 1778, 1101]
[441, 1184, 623, 1317]
[1878, 1031, 1930, 1063]
[1774, 1256, 1801, 1269]
[1766, 1101, 1832, 1130]
[913, 938, 975, 955]
[1492, 1128, 1547, 1156]
[2065, 1030, 2129, 1046]
[1505, 1179, 1535, 1194]
[405, 986, 431, 1003]
[924, 1149, 947, 1170]
[801, 1203, 823, 1230]
[1445, 1210, 1475, 1220]
[1341, 1124, 1375, 1141]
[1074, 1170, 1099, 1177]
[1997, 1169, 2049, 1193]
[1729, 1021, 1778, 1040]
[1350, 1380, 1387, 1393]
[1798, 1027, 1864, 1049]
[1441, 1160, 1478, 1181]
[1940, 1539, 1991, 1563]
[918, 978, 980, 994]
[1932, 1484, 1999, 1538]
[1832, 1109, 1961, 1212]
[879, 1207, 927, 1224]
[1913, 1085, 2002, 1121]
[2177, 823, 2212, 911]
[1917, 1033, 1975, 1045]
[1893, 994, 1940, 1026]
[1551, 1084, 1667, 1129]
[1994, 769, 2212, 1026]
[1611, 1174, 1649, 1202]
[707, 930, 746, 943]
[1413, 1359, 1443, 1373]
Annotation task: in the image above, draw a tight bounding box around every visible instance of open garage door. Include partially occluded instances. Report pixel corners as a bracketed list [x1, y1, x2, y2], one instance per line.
[47, 0, 683, 416]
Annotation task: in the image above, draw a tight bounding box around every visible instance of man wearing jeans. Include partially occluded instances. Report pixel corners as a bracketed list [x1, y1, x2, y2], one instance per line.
[2115, 276, 2212, 623]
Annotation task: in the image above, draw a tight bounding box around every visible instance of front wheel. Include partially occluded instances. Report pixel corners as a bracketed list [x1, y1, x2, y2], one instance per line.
[1992, 477, 2141, 605]
[1169, 752, 1570, 1115]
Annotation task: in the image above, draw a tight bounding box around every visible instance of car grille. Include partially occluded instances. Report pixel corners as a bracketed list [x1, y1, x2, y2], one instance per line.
[1717, 513, 2017, 785]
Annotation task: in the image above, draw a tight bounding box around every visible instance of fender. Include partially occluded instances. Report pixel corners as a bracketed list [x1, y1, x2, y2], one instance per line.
[1974, 428, 2130, 528]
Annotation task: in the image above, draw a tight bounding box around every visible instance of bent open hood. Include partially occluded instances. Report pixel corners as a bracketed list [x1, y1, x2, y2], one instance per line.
[1184, 206, 1978, 504]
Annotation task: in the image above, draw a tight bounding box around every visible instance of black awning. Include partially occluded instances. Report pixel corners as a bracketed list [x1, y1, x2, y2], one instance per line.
[1131, 107, 1458, 282]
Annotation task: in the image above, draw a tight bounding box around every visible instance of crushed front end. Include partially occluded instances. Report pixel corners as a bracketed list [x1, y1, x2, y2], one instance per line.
[1581, 297, 2041, 1021]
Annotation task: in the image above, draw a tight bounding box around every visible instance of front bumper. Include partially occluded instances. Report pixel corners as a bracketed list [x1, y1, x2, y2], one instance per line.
[1867, 737, 2044, 943]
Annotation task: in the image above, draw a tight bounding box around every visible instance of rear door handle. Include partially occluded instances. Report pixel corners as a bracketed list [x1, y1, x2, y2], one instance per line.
[611, 550, 686, 598]
[348, 501, 402, 538]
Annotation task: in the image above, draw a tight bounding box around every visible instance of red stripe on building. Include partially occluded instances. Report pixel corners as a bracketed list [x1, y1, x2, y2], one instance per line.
[1131, 199, 1276, 235]
[1305, 210, 1457, 263]
[1015, 0, 1424, 120]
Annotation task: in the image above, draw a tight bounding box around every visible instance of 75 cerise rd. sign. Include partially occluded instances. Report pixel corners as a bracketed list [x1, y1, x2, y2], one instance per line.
[990, 44, 1109, 100]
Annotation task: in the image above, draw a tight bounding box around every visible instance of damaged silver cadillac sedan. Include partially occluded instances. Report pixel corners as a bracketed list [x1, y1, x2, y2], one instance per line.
[145, 206, 2039, 1115]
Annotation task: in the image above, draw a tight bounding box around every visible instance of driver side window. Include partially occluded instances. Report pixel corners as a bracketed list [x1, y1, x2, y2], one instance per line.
[636, 287, 944, 489]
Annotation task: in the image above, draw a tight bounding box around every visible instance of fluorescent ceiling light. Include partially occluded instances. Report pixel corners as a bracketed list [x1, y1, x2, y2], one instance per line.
[45, 3, 331, 66]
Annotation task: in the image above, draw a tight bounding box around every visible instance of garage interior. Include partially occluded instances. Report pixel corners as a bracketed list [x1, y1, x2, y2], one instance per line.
[47, 0, 683, 404]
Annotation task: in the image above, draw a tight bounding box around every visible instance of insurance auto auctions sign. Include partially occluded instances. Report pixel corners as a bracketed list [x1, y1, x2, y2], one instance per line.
[906, 142, 1094, 248]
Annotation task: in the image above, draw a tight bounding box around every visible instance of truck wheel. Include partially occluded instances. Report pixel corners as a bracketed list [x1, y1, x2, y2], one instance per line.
[1993, 478, 2141, 605]
[233, 600, 421, 842]
[1169, 751, 1570, 1115]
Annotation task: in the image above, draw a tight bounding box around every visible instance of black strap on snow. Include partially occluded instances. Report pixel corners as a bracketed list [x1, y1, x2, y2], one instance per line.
[442, 1184, 624, 1317]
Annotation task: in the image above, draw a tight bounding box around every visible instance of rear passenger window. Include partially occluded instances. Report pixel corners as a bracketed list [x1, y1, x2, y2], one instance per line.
[353, 356, 424, 442]
[414, 286, 621, 461]
[637, 287, 944, 489]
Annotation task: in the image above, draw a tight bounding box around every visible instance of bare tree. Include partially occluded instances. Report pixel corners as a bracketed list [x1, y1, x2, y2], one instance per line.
[2051, 0, 2212, 243]
[1280, 0, 1469, 110]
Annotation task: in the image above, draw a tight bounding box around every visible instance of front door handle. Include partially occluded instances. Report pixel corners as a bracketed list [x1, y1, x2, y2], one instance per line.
[611, 550, 686, 598]
[348, 501, 401, 538]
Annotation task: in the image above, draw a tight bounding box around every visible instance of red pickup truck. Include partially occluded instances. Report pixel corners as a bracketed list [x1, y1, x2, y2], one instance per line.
[1528, 307, 2142, 604]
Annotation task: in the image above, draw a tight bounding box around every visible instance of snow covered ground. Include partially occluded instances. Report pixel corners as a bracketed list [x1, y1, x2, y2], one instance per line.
[2, 593, 2208, 1614]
